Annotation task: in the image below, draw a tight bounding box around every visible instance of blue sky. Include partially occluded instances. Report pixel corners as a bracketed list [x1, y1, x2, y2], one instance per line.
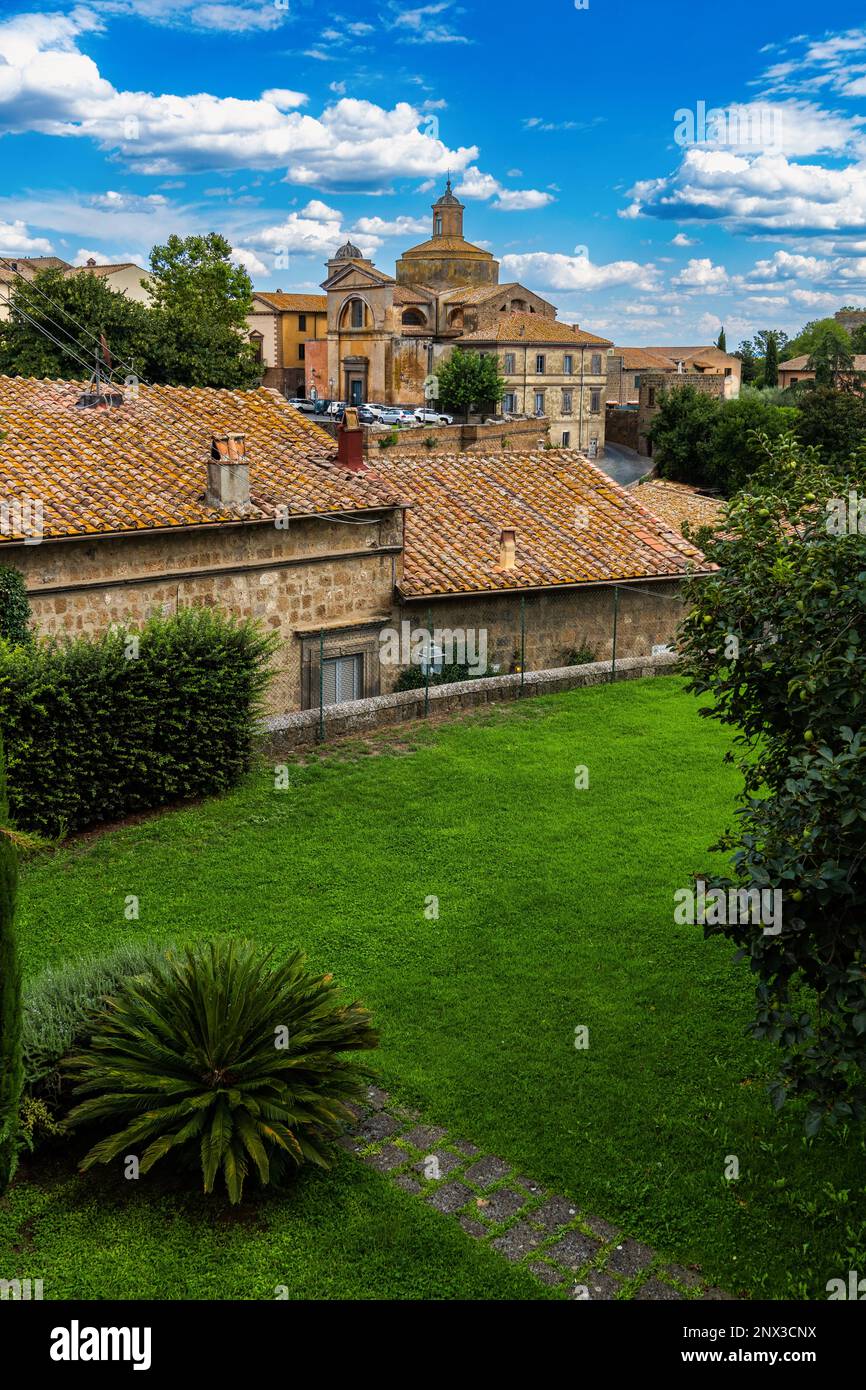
[2, 0, 866, 347]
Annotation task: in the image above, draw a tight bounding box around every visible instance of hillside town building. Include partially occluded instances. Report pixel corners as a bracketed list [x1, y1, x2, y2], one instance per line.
[0, 255, 152, 320]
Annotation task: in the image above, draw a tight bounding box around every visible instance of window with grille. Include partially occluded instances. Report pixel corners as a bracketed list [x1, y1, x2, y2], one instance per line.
[321, 654, 363, 706]
[536, 354, 545, 374]
[590, 388, 601, 413]
[504, 352, 515, 373]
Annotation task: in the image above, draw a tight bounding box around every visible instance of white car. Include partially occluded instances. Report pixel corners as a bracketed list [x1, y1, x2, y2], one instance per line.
[378, 407, 416, 426]
[326, 400, 348, 417]
[364, 403, 390, 421]
[414, 407, 454, 425]
[286, 397, 317, 413]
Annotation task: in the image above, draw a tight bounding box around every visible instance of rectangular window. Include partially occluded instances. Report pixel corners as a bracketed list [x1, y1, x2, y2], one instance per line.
[591, 353, 602, 375]
[562, 389, 573, 414]
[648, 387, 656, 407]
[504, 392, 517, 412]
[504, 352, 515, 374]
[298, 313, 307, 331]
[536, 354, 545, 374]
[351, 300, 364, 328]
[590, 388, 601, 413]
[534, 391, 545, 415]
[562, 430, 571, 447]
[298, 343, 305, 360]
[633, 374, 641, 389]
[563, 354, 573, 375]
[321, 654, 362, 706]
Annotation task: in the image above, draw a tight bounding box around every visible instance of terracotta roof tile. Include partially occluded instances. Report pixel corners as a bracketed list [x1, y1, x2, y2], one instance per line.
[253, 292, 328, 312]
[0, 377, 399, 542]
[373, 450, 708, 597]
[461, 313, 612, 347]
[631, 480, 724, 534]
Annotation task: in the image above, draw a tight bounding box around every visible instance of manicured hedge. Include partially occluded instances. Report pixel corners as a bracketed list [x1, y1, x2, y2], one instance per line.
[0, 607, 277, 836]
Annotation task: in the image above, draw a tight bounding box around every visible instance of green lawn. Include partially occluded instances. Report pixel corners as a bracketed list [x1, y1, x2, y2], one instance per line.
[7, 675, 866, 1299]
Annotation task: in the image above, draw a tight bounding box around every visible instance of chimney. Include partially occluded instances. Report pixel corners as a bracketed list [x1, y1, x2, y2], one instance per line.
[498, 527, 516, 571]
[337, 407, 366, 471]
[208, 433, 250, 510]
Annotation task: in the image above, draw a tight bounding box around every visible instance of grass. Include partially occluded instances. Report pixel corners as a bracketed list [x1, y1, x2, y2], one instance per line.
[8, 675, 866, 1299]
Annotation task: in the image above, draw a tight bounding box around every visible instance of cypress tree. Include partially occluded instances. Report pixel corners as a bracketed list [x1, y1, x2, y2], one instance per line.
[0, 733, 22, 1193]
[716, 327, 727, 352]
[764, 332, 779, 387]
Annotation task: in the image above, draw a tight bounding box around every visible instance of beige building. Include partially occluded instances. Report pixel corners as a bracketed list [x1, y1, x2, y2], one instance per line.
[245, 292, 328, 397]
[0, 254, 152, 320]
[461, 314, 611, 453]
[311, 179, 608, 427]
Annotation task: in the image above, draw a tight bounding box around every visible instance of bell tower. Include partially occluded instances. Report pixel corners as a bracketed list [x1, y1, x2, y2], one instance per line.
[432, 177, 464, 239]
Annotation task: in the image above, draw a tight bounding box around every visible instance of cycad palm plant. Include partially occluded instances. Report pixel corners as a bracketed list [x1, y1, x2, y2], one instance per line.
[65, 939, 378, 1203]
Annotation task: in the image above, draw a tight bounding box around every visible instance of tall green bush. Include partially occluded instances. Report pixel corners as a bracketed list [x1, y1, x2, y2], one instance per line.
[0, 607, 277, 836]
[0, 567, 31, 646]
[0, 734, 22, 1192]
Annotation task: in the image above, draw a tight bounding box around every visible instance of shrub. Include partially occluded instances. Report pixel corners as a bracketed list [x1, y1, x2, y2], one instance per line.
[65, 939, 379, 1203]
[0, 734, 22, 1192]
[0, 567, 31, 646]
[0, 606, 277, 836]
[678, 431, 866, 1131]
[393, 661, 485, 691]
[561, 643, 597, 666]
[23, 941, 171, 1110]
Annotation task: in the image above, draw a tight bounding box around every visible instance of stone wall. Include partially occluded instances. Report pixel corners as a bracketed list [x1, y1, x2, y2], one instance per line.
[12, 510, 403, 714]
[316, 415, 550, 455]
[395, 578, 685, 679]
[637, 371, 728, 457]
[604, 405, 640, 451]
[261, 651, 679, 753]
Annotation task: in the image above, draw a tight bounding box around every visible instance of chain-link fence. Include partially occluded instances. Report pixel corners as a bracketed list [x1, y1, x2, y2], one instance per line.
[262, 579, 694, 743]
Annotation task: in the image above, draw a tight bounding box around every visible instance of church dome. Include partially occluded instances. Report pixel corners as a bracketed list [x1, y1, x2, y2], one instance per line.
[334, 240, 362, 260]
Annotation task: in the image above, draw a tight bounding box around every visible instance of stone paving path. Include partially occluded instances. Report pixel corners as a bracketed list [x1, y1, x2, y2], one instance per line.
[341, 1085, 735, 1301]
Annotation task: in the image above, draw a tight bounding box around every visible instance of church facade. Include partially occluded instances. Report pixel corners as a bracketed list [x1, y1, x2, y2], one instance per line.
[311, 181, 610, 450]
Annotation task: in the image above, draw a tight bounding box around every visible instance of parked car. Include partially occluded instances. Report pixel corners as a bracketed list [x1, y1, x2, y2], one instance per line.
[286, 397, 317, 413]
[357, 407, 377, 424]
[379, 407, 417, 426]
[326, 400, 348, 417]
[414, 407, 454, 425]
[363, 403, 389, 421]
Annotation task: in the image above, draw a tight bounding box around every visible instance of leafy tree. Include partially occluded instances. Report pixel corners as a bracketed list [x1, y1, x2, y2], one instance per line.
[735, 339, 758, 385]
[678, 431, 866, 1132]
[435, 347, 505, 421]
[807, 332, 856, 389]
[716, 327, 727, 352]
[0, 268, 152, 380]
[66, 939, 378, 1203]
[646, 385, 720, 486]
[848, 323, 866, 354]
[785, 317, 849, 361]
[706, 395, 798, 493]
[797, 386, 866, 469]
[0, 737, 23, 1192]
[146, 234, 260, 389]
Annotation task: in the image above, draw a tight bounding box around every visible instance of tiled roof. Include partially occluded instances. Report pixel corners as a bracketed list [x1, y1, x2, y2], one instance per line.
[0, 377, 400, 542]
[66, 263, 148, 277]
[779, 354, 866, 371]
[631, 480, 724, 535]
[642, 345, 736, 369]
[373, 450, 708, 597]
[611, 347, 674, 370]
[461, 313, 613, 347]
[439, 282, 520, 305]
[254, 292, 328, 312]
[400, 236, 494, 258]
[393, 285, 433, 305]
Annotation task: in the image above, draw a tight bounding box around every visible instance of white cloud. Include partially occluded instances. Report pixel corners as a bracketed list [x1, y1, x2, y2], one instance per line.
[0, 11, 480, 187]
[455, 166, 553, 211]
[230, 245, 269, 276]
[672, 257, 728, 289]
[352, 214, 428, 237]
[500, 250, 659, 293]
[104, 1, 286, 33]
[88, 189, 168, 212]
[744, 249, 834, 281]
[0, 218, 53, 254]
[671, 232, 696, 246]
[260, 88, 308, 110]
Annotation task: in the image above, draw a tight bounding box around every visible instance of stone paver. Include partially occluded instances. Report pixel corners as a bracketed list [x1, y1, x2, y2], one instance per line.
[534, 1195, 579, 1231]
[490, 1221, 543, 1263]
[464, 1155, 512, 1188]
[477, 1186, 528, 1225]
[606, 1238, 656, 1278]
[427, 1181, 472, 1215]
[413, 1149, 463, 1181]
[343, 1090, 734, 1301]
[402, 1124, 448, 1151]
[546, 1229, 602, 1272]
[362, 1143, 408, 1174]
[636, 1277, 684, 1302]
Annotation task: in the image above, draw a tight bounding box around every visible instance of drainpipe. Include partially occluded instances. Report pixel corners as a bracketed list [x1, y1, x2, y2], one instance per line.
[578, 348, 585, 450]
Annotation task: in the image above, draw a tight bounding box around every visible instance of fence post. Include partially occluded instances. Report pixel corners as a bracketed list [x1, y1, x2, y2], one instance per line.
[611, 586, 619, 684]
[318, 629, 325, 742]
[520, 595, 526, 694]
[424, 605, 432, 717]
